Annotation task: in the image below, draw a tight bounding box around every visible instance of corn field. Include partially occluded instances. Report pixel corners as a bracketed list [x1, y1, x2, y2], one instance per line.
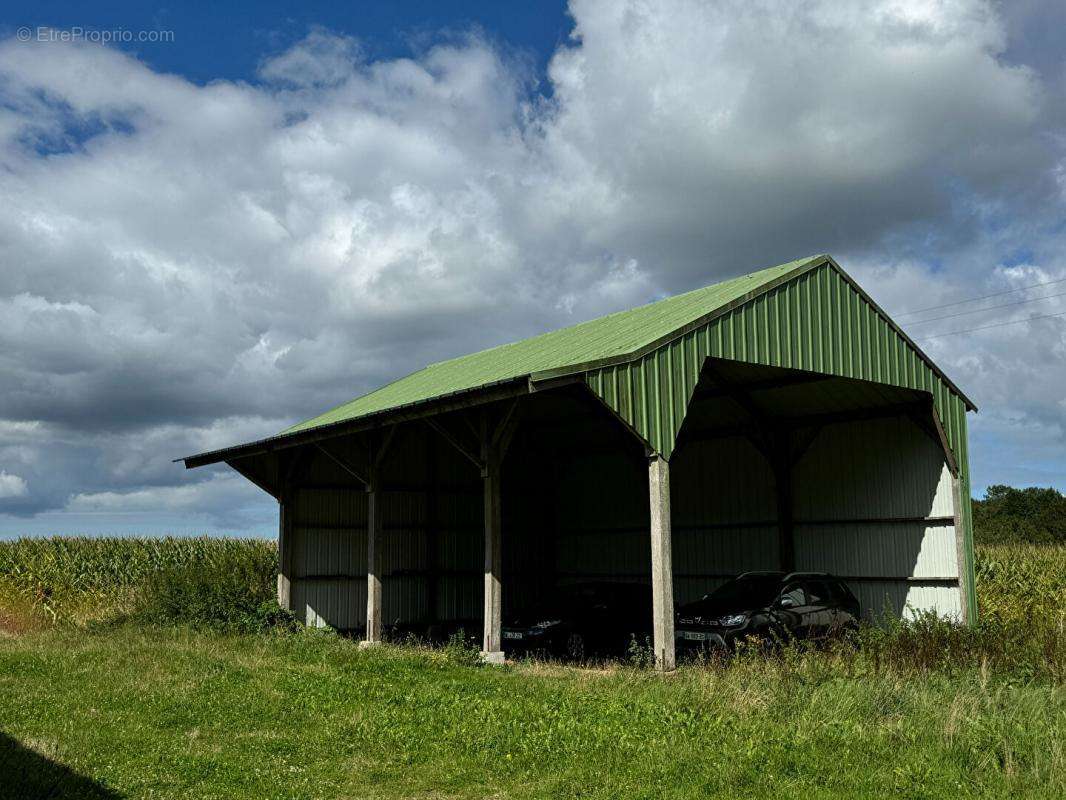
[975, 542, 1066, 625]
[0, 536, 278, 629]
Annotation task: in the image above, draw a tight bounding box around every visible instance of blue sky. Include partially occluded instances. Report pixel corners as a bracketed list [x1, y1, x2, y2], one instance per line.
[3, 1, 572, 84]
[0, 1, 1064, 538]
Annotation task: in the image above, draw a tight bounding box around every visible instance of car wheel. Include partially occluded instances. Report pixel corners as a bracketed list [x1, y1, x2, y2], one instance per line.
[566, 632, 585, 661]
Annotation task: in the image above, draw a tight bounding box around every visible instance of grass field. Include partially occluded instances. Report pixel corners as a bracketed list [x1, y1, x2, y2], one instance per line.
[2, 626, 1064, 799]
[0, 537, 1064, 798]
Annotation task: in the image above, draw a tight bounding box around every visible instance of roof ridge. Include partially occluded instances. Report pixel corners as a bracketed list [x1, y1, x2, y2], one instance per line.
[421, 254, 825, 371]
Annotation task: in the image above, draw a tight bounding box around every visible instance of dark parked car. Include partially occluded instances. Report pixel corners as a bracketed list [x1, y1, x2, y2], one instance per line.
[675, 571, 860, 653]
[502, 581, 652, 659]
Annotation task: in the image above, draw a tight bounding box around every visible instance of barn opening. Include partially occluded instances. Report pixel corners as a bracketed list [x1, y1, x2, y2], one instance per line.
[182, 254, 977, 671]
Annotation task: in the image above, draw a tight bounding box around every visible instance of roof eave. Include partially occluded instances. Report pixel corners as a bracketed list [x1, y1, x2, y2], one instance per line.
[178, 376, 531, 469]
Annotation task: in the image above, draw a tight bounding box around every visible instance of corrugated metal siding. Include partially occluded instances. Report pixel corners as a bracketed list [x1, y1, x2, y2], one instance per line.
[793, 417, 962, 619]
[502, 449, 556, 616]
[290, 486, 368, 631]
[293, 579, 366, 629]
[289, 429, 484, 630]
[671, 436, 778, 603]
[293, 523, 366, 575]
[435, 488, 483, 622]
[285, 475, 362, 629]
[583, 261, 977, 622]
[554, 451, 650, 586]
[851, 582, 962, 622]
[583, 263, 969, 464]
[793, 416, 954, 520]
[379, 491, 430, 625]
[848, 584, 967, 627]
[795, 523, 958, 579]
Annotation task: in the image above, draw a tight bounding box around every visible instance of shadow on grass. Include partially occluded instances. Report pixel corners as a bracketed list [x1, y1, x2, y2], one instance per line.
[0, 732, 120, 799]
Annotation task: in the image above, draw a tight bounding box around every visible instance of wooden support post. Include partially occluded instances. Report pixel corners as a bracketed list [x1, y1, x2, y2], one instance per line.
[422, 404, 517, 664]
[364, 475, 383, 645]
[481, 455, 504, 663]
[276, 449, 303, 614]
[482, 403, 517, 664]
[277, 492, 293, 612]
[362, 427, 397, 647]
[951, 474, 973, 626]
[648, 455, 675, 672]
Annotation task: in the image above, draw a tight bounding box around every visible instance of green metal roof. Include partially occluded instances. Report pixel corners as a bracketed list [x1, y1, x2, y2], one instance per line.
[283, 255, 823, 435]
[182, 251, 974, 471]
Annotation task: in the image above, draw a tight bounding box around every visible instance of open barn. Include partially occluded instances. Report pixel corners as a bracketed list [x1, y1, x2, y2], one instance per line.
[182, 254, 977, 670]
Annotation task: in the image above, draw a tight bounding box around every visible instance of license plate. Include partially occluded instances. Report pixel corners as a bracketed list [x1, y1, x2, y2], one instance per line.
[679, 630, 712, 641]
[503, 631, 523, 640]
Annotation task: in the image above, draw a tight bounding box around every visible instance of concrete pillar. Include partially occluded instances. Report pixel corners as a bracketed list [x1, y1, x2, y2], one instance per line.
[951, 474, 973, 626]
[481, 460, 504, 663]
[276, 495, 293, 612]
[648, 456, 675, 672]
[365, 483, 383, 644]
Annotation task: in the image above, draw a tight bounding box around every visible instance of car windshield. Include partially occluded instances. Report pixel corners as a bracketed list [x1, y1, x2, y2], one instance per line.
[518, 585, 611, 618]
[682, 575, 782, 614]
[710, 575, 782, 605]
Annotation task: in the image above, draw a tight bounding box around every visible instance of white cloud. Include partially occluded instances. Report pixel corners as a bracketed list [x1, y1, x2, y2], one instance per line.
[0, 472, 28, 499]
[539, 0, 1046, 283]
[257, 27, 364, 88]
[0, 0, 1064, 525]
[68, 471, 258, 514]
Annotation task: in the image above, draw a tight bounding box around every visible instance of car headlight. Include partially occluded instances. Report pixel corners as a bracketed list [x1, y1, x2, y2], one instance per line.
[716, 614, 747, 627]
[532, 619, 562, 629]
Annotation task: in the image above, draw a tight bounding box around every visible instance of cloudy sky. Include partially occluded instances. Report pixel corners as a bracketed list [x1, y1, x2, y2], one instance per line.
[1, 0, 1064, 538]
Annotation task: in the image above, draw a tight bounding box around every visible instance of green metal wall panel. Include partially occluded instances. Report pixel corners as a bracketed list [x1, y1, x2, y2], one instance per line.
[583, 262, 977, 623]
[583, 263, 968, 462]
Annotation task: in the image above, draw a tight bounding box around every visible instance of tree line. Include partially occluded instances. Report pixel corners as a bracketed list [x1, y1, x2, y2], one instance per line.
[972, 485, 1066, 545]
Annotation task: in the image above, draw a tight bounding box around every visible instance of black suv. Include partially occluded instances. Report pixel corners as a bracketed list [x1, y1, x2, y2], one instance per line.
[675, 571, 859, 653]
[502, 582, 652, 660]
